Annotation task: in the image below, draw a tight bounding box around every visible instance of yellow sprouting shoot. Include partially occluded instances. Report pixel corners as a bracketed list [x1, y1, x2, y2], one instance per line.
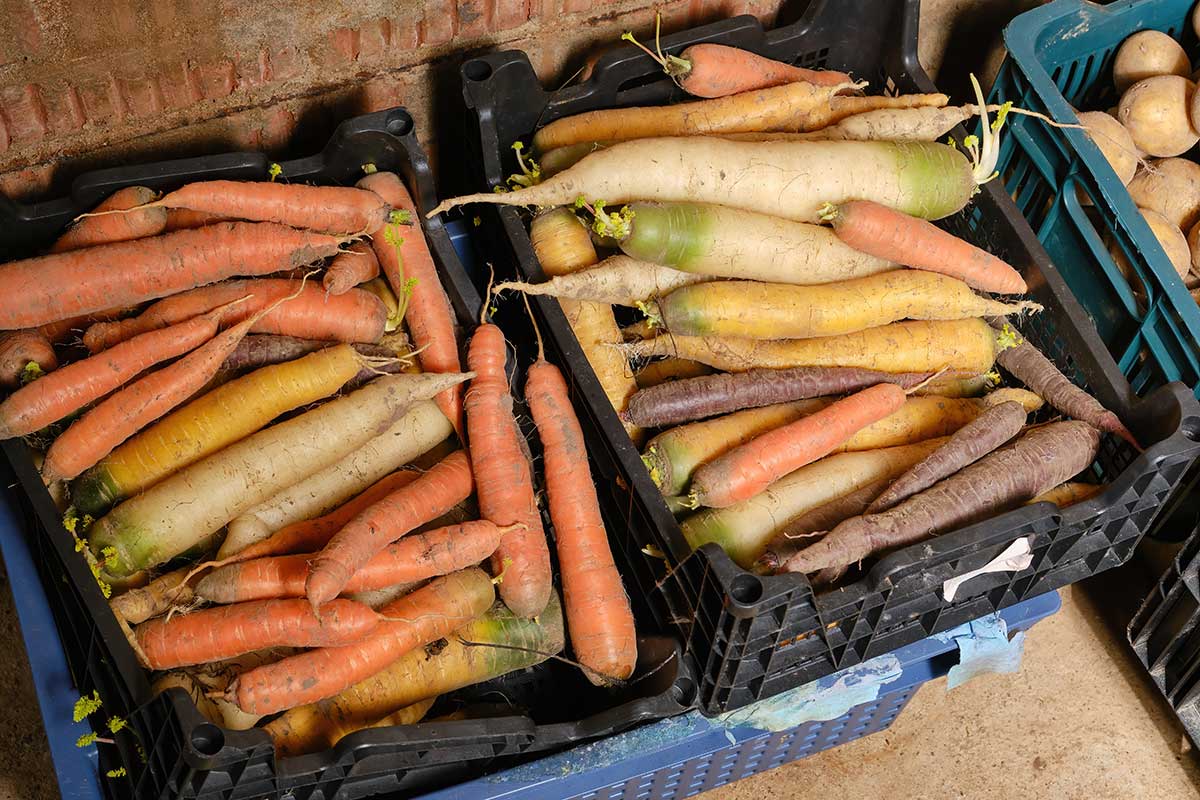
[100, 546, 119, 570]
[996, 323, 1024, 351]
[493, 184, 510, 194]
[106, 768, 127, 779]
[507, 141, 542, 189]
[591, 202, 635, 240]
[472, 216, 482, 227]
[20, 361, 43, 384]
[621, 13, 690, 78]
[641, 544, 667, 559]
[76, 732, 99, 748]
[362, 162, 378, 174]
[267, 163, 282, 182]
[107, 716, 127, 734]
[74, 691, 102, 722]
[90, 559, 112, 599]
[492, 556, 514, 585]
[985, 369, 1003, 389]
[62, 508, 80, 535]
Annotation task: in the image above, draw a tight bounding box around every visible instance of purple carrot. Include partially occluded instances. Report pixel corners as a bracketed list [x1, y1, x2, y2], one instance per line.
[993, 324, 1139, 449]
[753, 477, 892, 574]
[221, 335, 399, 374]
[864, 400, 1028, 514]
[780, 420, 1101, 584]
[622, 366, 933, 427]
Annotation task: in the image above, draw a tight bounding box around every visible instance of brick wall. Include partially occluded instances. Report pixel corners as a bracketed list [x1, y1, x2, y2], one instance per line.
[0, 0, 785, 200]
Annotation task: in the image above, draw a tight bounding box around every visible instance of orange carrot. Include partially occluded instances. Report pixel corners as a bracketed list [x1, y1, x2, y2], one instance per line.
[526, 356, 636, 684]
[163, 209, 231, 231]
[0, 330, 56, 388]
[83, 280, 387, 353]
[304, 450, 476, 608]
[324, 242, 381, 294]
[0, 222, 344, 329]
[820, 200, 1027, 294]
[464, 323, 552, 618]
[625, 30, 852, 99]
[356, 172, 464, 433]
[150, 181, 393, 235]
[0, 302, 240, 438]
[197, 521, 513, 603]
[51, 187, 168, 253]
[690, 383, 908, 508]
[136, 598, 381, 670]
[41, 297, 262, 482]
[229, 567, 495, 715]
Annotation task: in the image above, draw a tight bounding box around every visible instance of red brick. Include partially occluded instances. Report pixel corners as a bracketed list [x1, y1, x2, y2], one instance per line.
[24, 85, 49, 139]
[157, 64, 195, 110]
[393, 17, 421, 50]
[562, 0, 592, 14]
[13, 2, 44, 54]
[0, 109, 10, 154]
[261, 107, 297, 152]
[121, 77, 161, 117]
[63, 86, 87, 130]
[457, 0, 490, 39]
[197, 60, 238, 101]
[494, 0, 531, 30]
[330, 27, 360, 63]
[270, 48, 304, 83]
[419, 0, 457, 45]
[358, 19, 393, 59]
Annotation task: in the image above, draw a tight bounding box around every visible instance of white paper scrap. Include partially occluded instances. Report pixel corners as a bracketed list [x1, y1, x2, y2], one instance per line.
[942, 537, 1033, 602]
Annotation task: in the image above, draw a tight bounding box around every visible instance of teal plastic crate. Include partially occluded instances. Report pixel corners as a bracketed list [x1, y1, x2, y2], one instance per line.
[991, 0, 1200, 402]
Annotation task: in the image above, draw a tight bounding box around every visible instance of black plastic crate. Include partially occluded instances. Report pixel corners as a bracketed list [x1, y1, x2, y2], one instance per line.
[459, 0, 1200, 714]
[1129, 526, 1200, 745]
[0, 108, 695, 800]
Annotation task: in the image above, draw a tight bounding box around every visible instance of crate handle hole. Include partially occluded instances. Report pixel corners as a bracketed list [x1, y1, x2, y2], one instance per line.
[1183, 416, 1200, 442]
[672, 675, 698, 706]
[189, 723, 225, 756]
[464, 60, 494, 82]
[729, 574, 763, 605]
[385, 111, 414, 137]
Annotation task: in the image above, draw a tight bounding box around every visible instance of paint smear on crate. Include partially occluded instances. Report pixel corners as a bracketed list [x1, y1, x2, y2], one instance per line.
[715, 654, 903, 732]
[486, 713, 713, 782]
[945, 615, 1026, 690]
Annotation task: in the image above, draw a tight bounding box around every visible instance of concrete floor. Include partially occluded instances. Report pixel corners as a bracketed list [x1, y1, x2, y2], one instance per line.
[2, 1, 1200, 799]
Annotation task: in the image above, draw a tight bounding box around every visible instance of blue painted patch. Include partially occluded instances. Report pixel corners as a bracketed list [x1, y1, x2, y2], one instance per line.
[717, 654, 903, 732]
[947, 615, 1026, 689]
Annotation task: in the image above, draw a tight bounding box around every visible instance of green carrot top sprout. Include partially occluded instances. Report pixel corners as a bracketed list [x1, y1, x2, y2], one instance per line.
[362, 162, 379, 175]
[74, 691, 103, 722]
[267, 163, 283, 182]
[588, 201, 635, 240]
[507, 141, 542, 189]
[621, 13, 691, 79]
[967, 73, 1009, 185]
[389, 209, 413, 226]
[20, 361, 44, 384]
[996, 323, 1024, 351]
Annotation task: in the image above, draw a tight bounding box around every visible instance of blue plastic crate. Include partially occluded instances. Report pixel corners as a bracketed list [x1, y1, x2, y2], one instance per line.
[990, 0, 1200, 402]
[425, 592, 1061, 800]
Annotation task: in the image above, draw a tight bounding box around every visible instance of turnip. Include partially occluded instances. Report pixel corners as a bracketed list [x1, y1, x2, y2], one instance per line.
[1118, 75, 1199, 158]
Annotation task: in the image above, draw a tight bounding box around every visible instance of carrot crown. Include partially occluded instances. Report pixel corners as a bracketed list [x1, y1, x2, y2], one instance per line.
[621, 17, 691, 79]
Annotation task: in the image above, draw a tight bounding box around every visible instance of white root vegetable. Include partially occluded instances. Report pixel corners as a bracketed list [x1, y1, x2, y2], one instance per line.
[724, 105, 975, 143]
[430, 138, 978, 224]
[218, 400, 454, 558]
[88, 372, 471, 577]
[496, 255, 713, 306]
